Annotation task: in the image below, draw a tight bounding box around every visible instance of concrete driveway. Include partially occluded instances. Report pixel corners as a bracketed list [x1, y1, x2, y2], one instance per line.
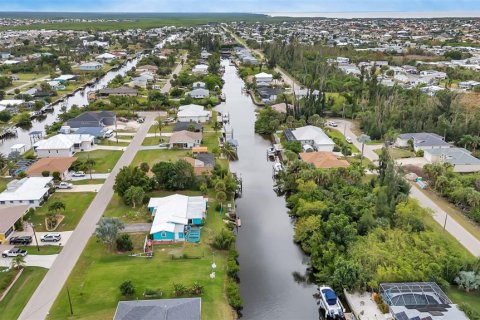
[1, 255, 58, 269]
[57, 184, 104, 193]
[395, 157, 429, 167]
[10, 230, 73, 247]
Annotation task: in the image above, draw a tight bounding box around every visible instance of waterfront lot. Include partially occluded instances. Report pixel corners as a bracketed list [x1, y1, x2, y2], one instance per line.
[132, 149, 187, 167]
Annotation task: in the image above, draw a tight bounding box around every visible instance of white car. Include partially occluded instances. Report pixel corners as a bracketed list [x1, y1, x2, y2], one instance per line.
[164, 117, 175, 123]
[158, 143, 169, 149]
[40, 233, 61, 242]
[56, 182, 73, 189]
[2, 247, 28, 258]
[72, 171, 86, 177]
[346, 136, 353, 144]
[328, 121, 338, 127]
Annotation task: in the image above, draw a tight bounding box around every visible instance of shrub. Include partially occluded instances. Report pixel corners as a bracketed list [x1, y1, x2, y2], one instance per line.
[140, 162, 150, 172]
[119, 280, 135, 296]
[416, 149, 424, 157]
[212, 228, 235, 250]
[189, 282, 204, 295]
[144, 288, 162, 298]
[41, 171, 50, 177]
[52, 171, 61, 181]
[227, 256, 240, 279]
[226, 279, 243, 310]
[116, 234, 134, 252]
[172, 282, 187, 297]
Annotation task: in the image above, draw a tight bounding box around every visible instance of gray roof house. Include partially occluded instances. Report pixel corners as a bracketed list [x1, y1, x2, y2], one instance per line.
[113, 298, 201, 320]
[187, 88, 210, 99]
[396, 132, 450, 151]
[98, 86, 138, 97]
[424, 148, 480, 173]
[66, 111, 116, 128]
[173, 122, 203, 132]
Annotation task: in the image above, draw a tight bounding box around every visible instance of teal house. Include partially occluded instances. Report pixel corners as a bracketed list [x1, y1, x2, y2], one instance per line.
[148, 194, 206, 243]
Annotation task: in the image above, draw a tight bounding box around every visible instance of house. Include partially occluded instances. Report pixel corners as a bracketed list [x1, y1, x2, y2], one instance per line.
[97, 86, 138, 97]
[423, 148, 480, 173]
[380, 282, 468, 320]
[148, 194, 207, 242]
[186, 88, 210, 99]
[192, 81, 206, 89]
[177, 104, 211, 123]
[299, 152, 350, 169]
[169, 131, 202, 149]
[184, 152, 215, 175]
[294, 89, 320, 99]
[0, 99, 25, 109]
[34, 134, 95, 158]
[0, 205, 30, 243]
[192, 64, 209, 74]
[396, 132, 450, 152]
[173, 122, 202, 132]
[201, 50, 212, 59]
[95, 53, 116, 63]
[0, 177, 53, 208]
[257, 87, 284, 103]
[79, 61, 103, 71]
[114, 298, 201, 320]
[254, 72, 273, 86]
[26, 157, 77, 179]
[74, 127, 109, 139]
[137, 65, 158, 73]
[285, 125, 335, 152]
[459, 80, 480, 90]
[67, 111, 116, 128]
[54, 74, 78, 83]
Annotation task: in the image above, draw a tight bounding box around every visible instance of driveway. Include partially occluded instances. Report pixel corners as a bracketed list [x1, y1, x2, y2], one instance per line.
[57, 184, 104, 193]
[328, 118, 480, 257]
[9, 230, 73, 247]
[1, 255, 58, 269]
[19, 112, 156, 320]
[121, 223, 152, 233]
[395, 157, 429, 167]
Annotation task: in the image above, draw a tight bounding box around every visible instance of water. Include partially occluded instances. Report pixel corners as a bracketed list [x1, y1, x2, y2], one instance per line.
[216, 60, 319, 320]
[0, 34, 177, 155]
[267, 11, 480, 18]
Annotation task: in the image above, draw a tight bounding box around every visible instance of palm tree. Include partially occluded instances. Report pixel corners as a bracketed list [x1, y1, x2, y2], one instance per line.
[48, 201, 66, 213]
[212, 121, 221, 133]
[157, 119, 165, 138]
[216, 191, 227, 214]
[357, 134, 371, 165]
[85, 158, 96, 180]
[472, 136, 480, 153]
[0, 153, 7, 169]
[459, 134, 474, 150]
[11, 255, 25, 270]
[222, 142, 238, 161]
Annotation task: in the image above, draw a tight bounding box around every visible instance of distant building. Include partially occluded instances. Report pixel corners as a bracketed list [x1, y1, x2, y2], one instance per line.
[79, 61, 103, 71]
[67, 111, 116, 128]
[186, 88, 210, 99]
[34, 134, 95, 158]
[0, 177, 53, 208]
[424, 147, 480, 173]
[396, 132, 450, 152]
[177, 104, 211, 123]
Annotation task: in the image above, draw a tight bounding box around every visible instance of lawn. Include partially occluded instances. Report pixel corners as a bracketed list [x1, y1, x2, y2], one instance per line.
[15, 73, 49, 81]
[103, 193, 151, 224]
[75, 150, 123, 173]
[0, 177, 12, 192]
[0, 267, 48, 320]
[132, 149, 188, 167]
[71, 179, 106, 185]
[30, 192, 96, 232]
[374, 147, 415, 159]
[97, 139, 129, 147]
[148, 122, 175, 134]
[202, 132, 221, 151]
[142, 136, 168, 146]
[325, 128, 360, 153]
[18, 245, 62, 255]
[48, 193, 233, 320]
[446, 287, 480, 314]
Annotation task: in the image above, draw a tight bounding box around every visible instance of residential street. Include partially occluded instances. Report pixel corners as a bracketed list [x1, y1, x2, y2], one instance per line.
[18, 113, 156, 320]
[332, 118, 480, 257]
[161, 53, 187, 94]
[5, 75, 50, 94]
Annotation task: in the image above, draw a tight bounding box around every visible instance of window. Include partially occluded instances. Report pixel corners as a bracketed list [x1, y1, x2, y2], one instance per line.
[161, 232, 167, 238]
[0, 201, 4, 205]
[29, 200, 34, 204]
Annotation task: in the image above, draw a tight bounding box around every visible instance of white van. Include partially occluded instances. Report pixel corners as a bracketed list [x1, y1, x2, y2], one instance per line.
[104, 129, 114, 138]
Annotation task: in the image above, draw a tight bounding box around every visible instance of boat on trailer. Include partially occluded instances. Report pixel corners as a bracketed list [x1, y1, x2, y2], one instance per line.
[318, 286, 346, 320]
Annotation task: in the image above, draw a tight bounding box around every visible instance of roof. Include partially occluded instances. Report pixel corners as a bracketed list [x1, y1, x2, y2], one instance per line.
[177, 104, 211, 118]
[27, 157, 77, 176]
[183, 157, 213, 176]
[74, 127, 106, 137]
[67, 111, 115, 127]
[299, 152, 350, 169]
[195, 153, 215, 167]
[290, 126, 335, 146]
[98, 86, 138, 95]
[149, 195, 207, 234]
[169, 130, 202, 144]
[137, 64, 158, 71]
[34, 134, 94, 150]
[255, 72, 273, 78]
[0, 177, 53, 202]
[187, 88, 210, 97]
[114, 298, 201, 320]
[424, 147, 480, 166]
[173, 122, 202, 132]
[398, 132, 450, 148]
[0, 205, 29, 233]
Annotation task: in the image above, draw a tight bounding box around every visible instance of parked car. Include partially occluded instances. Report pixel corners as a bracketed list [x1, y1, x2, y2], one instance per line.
[40, 233, 61, 242]
[164, 117, 175, 123]
[137, 117, 145, 123]
[158, 143, 168, 149]
[56, 182, 73, 189]
[346, 136, 353, 144]
[2, 247, 28, 258]
[104, 129, 114, 138]
[328, 121, 338, 127]
[72, 171, 86, 177]
[9, 236, 33, 245]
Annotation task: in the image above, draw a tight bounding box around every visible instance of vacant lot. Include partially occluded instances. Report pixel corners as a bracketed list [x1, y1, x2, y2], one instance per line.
[132, 149, 187, 167]
[75, 150, 123, 173]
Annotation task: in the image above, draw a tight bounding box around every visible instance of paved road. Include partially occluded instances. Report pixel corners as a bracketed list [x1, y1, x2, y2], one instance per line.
[6, 75, 50, 94]
[161, 54, 186, 94]
[19, 113, 156, 320]
[331, 118, 480, 257]
[1, 255, 58, 269]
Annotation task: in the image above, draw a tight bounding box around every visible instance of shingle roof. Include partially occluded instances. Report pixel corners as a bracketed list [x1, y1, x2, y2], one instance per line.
[114, 298, 201, 320]
[169, 130, 202, 144]
[0, 205, 29, 233]
[27, 157, 77, 176]
[398, 132, 450, 148]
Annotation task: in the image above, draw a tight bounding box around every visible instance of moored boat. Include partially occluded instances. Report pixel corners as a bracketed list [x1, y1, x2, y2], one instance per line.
[318, 286, 345, 320]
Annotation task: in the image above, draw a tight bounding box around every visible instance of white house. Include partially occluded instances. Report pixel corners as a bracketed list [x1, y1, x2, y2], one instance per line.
[0, 177, 53, 208]
[192, 81, 206, 89]
[286, 125, 335, 152]
[0, 99, 25, 109]
[148, 194, 207, 242]
[34, 134, 95, 158]
[79, 61, 103, 71]
[96, 53, 116, 63]
[192, 64, 209, 74]
[424, 148, 480, 173]
[396, 133, 450, 152]
[254, 72, 273, 86]
[177, 104, 211, 123]
[169, 130, 202, 149]
[200, 50, 212, 59]
[186, 88, 210, 99]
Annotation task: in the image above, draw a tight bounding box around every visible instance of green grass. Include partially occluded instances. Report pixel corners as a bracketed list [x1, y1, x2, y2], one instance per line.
[30, 192, 96, 232]
[142, 136, 168, 146]
[0, 177, 12, 192]
[103, 194, 151, 224]
[202, 132, 220, 151]
[0, 267, 48, 320]
[71, 179, 106, 185]
[133, 149, 188, 168]
[97, 139, 129, 147]
[325, 128, 360, 153]
[18, 245, 62, 255]
[148, 123, 174, 134]
[446, 287, 480, 314]
[15, 73, 49, 81]
[374, 147, 415, 159]
[48, 193, 233, 320]
[75, 150, 123, 173]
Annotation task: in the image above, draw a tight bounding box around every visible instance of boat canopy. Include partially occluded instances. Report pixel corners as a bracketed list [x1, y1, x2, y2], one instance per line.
[322, 288, 338, 306]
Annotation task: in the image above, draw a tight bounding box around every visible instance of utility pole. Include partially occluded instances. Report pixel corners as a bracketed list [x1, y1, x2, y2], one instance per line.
[443, 212, 448, 230]
[30, 221, 40, 252]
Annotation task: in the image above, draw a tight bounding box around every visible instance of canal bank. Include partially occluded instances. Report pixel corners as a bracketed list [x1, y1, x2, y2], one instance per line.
[216, 60, 319, 319]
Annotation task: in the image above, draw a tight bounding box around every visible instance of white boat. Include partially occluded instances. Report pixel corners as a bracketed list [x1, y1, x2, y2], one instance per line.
[273, 161, 283, 175]
[318, 286, 345, 319]
[267, 146, 276, 157]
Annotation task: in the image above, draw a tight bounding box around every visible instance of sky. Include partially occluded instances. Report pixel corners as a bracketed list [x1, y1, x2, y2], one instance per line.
[1, 0, 480, 13]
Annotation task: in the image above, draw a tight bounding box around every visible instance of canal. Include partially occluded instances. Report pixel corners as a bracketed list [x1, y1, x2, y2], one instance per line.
[216, 60, 319, 319]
